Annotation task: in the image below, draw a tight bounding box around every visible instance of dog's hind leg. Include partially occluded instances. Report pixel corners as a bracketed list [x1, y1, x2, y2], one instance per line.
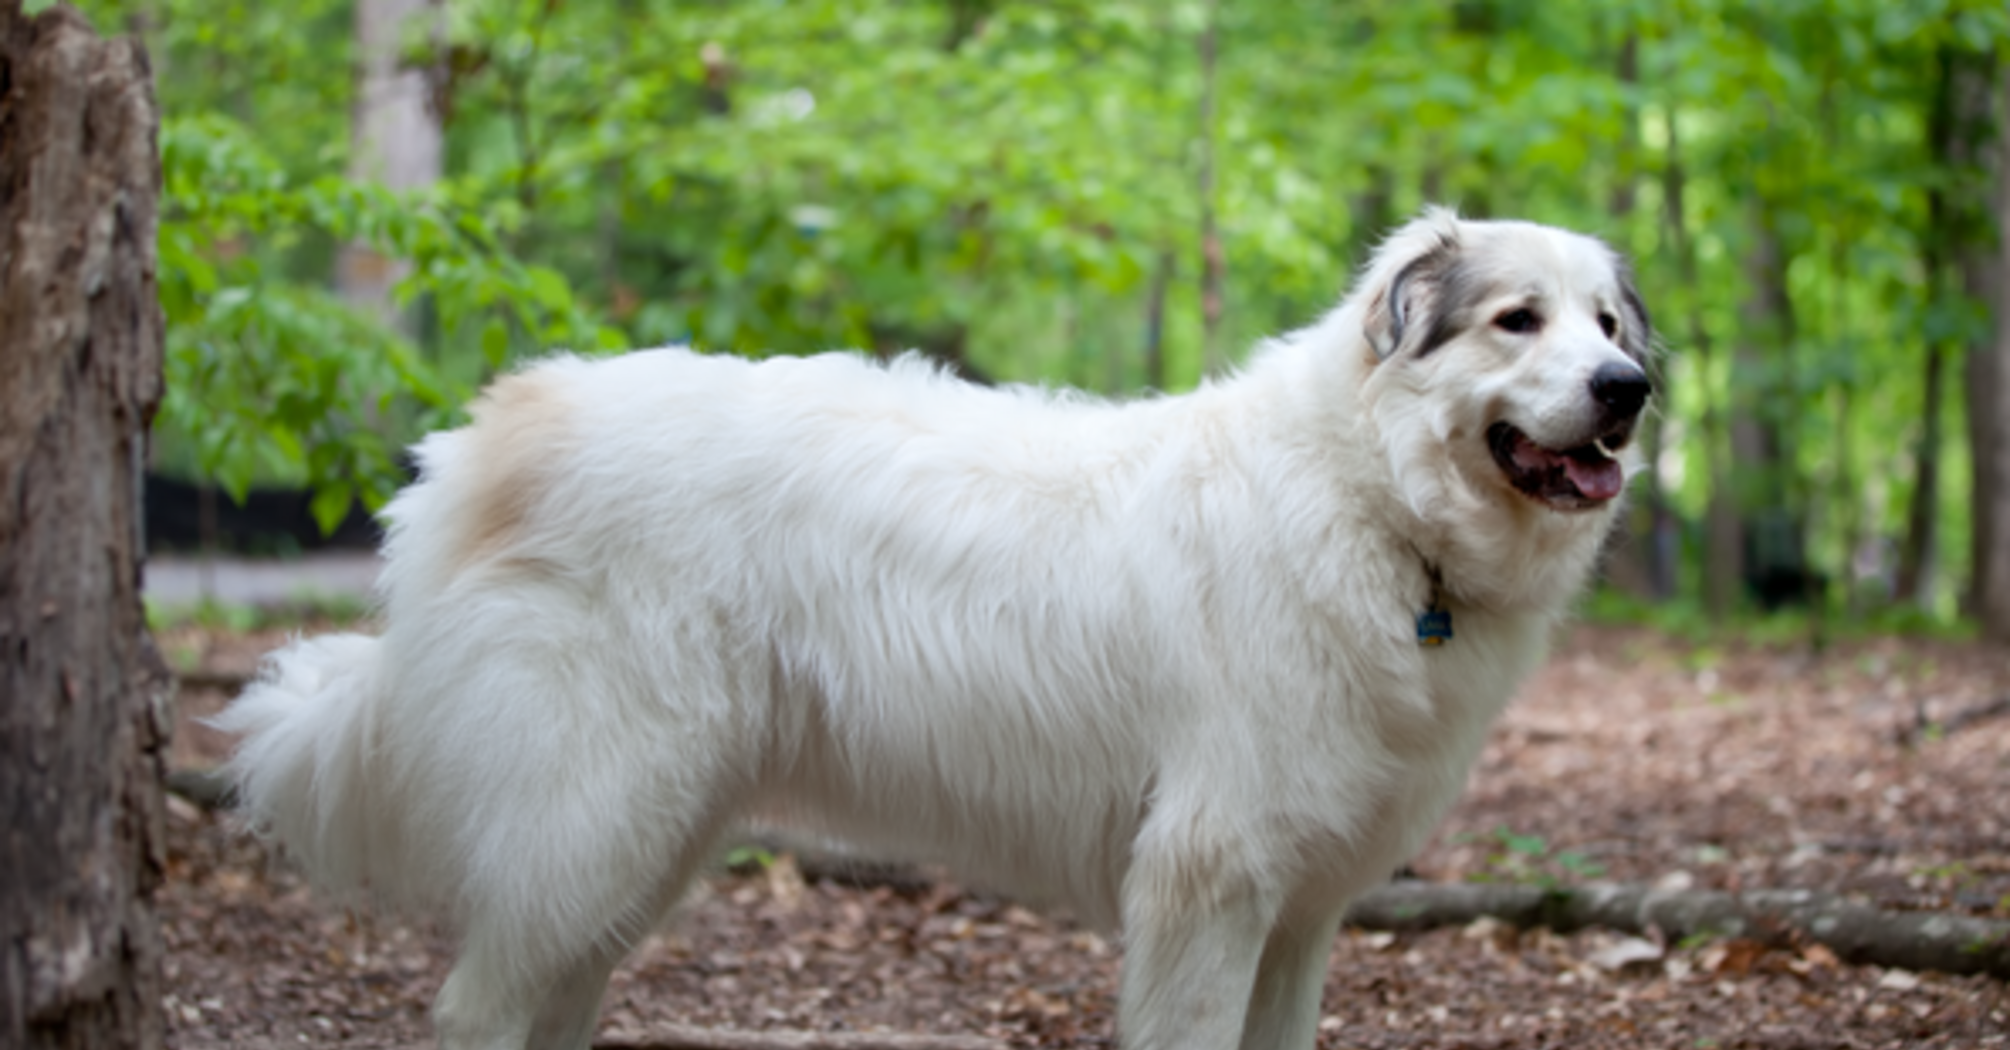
[518, 829, 733, 1050]
[1236, 911, 1342, 1050]
[430, 793, 735, 1050]
[407, 631, 755, 1049]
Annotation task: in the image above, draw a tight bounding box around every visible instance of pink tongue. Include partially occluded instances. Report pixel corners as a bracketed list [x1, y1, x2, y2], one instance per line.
[1563, 453, 1624, 500]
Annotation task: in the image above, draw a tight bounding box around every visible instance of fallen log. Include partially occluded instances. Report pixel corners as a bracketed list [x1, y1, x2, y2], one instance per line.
[1900, 694, 2010, 745]
[189, 1025, 1009, 1050]
[1342, 880, 2010, 979]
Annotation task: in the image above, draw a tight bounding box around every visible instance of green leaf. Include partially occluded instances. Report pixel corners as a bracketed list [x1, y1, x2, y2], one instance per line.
[309, 481, 354, 537]
[480, 318, 511, 366]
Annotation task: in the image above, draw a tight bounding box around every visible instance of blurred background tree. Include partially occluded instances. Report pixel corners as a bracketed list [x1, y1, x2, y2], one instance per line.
[74, 0, 2010, 635]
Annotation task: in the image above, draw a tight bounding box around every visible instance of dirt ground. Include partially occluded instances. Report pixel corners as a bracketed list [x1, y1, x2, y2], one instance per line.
[157, 623, 2010, 1049]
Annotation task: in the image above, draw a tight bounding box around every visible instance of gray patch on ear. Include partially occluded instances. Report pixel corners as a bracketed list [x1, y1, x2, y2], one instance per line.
[1364, 236, 1460, 360]
[1413, 259, 1490, 358]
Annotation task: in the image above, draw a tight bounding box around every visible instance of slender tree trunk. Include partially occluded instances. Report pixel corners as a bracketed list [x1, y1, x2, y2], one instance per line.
[1904, 44, 1997, 611]
[1598, 26, 1670, 599]
[1350, 162, 1395, 270]
[1970, 251, 2000, 624]
[1609, 32, 1638, 218]
[1971, 55, 2010, 640]
[1730, 200, 1806, 608]
[1142, 250, 1173, 391]
[1662, 104, 1740, 613]
[1194, 0, 1223, 376]
[336, 0, 442, 332]
[0, 4, 169, 1046]
[1900, 342, 1945, 608]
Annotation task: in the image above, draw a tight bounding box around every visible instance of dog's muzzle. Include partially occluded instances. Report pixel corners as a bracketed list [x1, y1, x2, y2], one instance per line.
[1490, 362, 1652, 512]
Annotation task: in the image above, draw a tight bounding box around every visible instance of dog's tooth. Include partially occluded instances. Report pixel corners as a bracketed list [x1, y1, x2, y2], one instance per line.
[1593, 437, 1617, 460]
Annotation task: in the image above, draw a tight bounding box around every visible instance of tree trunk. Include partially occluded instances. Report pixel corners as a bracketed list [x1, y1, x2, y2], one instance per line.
[1730, 203, 1808, 609]
[1899, 343, 1945, 608]
[1194, 0, 1223, 377]
[1662, 105, 1741, 614]
[1348, 163, 1395, 269]
[1905, 44, 1996, 612]
[0, 4, 169, 1047]
[336, 0, 442, 332]
[1142, 248, 1173, 391]
[1596, 25, 1673, 600]
[1968, 55, 2010, 639]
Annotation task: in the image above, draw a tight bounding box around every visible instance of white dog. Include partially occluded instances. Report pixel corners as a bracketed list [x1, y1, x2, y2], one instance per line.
[218, 209, 1652, 1050]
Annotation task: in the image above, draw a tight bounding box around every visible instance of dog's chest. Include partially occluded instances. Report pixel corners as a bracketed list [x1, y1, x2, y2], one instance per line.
[1333, 611, 1546, 896]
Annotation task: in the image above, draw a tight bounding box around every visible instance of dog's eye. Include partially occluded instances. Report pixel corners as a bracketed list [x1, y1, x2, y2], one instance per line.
[1598, 312, 1619, 339]
[1493, 308, 1541, 335]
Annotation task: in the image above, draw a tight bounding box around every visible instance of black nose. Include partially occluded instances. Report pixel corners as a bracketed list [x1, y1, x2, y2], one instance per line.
[1589, 362, 1652, 420]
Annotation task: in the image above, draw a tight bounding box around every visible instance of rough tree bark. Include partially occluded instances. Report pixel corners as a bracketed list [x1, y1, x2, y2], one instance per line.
[0, 3, 168, 1047]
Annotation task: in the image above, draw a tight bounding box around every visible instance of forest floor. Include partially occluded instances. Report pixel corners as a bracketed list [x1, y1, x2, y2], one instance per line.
[157, 622, 2010, 1049]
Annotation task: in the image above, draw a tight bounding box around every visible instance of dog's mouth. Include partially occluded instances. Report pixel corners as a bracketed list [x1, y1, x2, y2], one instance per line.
[1487, 422, 1629, 511]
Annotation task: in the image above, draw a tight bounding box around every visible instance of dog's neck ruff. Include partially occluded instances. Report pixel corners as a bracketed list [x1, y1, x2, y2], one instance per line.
[1413, 552, 1452, 647]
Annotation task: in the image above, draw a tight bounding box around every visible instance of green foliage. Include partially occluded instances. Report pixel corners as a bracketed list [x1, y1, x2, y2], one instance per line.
[1583, 586, 1980, 645]
[1463, 826, 1607, 888]
[155, 113, 617, 517]
[722, 844, 777, 874]
[72, 0, 2010, 621]
[145, 591, 374, 634]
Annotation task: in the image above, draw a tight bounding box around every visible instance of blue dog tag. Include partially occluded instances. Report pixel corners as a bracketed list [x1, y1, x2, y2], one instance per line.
[1416, 607, 1453, 646]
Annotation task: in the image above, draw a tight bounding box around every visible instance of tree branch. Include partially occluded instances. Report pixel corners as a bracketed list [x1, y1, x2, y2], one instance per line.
[1343, 880, 2010, 979]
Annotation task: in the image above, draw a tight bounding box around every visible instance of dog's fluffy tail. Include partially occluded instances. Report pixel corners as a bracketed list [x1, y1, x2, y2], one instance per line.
[213, 634, 406, 901]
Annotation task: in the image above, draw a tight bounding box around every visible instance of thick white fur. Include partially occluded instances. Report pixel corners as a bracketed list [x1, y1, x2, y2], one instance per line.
[218, 210, 1648, 1050]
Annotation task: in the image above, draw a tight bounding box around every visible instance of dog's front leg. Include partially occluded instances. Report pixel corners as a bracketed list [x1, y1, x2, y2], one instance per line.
[1117, 848, 1276, 1050]
[1236, 911, 1342, 1050]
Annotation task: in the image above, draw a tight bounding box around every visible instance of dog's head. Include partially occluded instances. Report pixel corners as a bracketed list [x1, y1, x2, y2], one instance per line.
[1355, 209, 1654, 525]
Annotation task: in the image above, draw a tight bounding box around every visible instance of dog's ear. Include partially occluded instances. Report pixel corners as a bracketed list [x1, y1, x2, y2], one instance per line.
[1363, 237, 1459, 360]
[1614, 262, 1655, 363]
